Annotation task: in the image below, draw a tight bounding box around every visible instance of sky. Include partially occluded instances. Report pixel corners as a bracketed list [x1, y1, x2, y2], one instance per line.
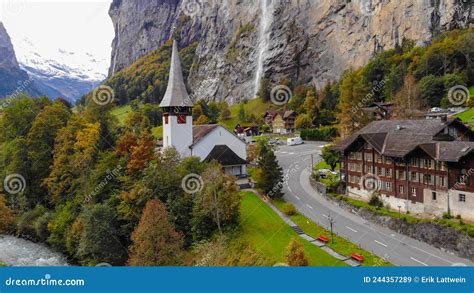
[0, 0, 114, 77]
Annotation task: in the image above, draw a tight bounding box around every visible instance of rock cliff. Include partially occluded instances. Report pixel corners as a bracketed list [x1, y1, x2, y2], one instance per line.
[108, 0, 474, 103]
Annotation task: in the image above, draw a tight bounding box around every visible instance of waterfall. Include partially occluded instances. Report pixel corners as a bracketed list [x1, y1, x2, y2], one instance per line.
[254, 0, 274, 98]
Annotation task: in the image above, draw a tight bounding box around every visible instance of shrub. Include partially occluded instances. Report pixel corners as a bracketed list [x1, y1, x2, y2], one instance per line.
[300, 126, 336, 141]
[286, 239, 309, 266]
[0, 195, 16, 234]
[282, 203, 297, 216]
[34, 212, 53, 242]
[16, 205, 48, 239]
[442, 212, 453, 219]
[368, 192, 383, 208]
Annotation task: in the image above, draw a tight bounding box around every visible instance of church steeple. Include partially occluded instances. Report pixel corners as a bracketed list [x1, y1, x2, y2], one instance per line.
[160, 39, 194, 157]
[160, 39, 193, 108]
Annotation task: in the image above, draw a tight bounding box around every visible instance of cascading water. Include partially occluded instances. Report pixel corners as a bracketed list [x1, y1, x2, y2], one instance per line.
[0, 235, 68, 266]
[253, 0, 274, 98]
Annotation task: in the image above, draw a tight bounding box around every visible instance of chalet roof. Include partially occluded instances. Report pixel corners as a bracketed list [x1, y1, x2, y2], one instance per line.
[205, 145, 247, 166]
[160, 40, 193, 108]
[334, 118, 473, 162]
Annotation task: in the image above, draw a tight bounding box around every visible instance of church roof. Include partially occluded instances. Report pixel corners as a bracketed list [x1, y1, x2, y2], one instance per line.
[205, 145, 247, 166]
[192, 124, 220, 145]
[160, 40, 194, 108]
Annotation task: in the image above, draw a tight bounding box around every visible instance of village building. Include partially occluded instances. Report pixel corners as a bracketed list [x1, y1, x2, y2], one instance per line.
[160, 40, 247, 177]
[263, 110, 297, 134]
[334, 118, 474, 221]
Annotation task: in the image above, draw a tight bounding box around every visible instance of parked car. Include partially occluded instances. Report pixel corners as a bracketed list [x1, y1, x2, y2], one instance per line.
[287, 137, 304, 146]
[316, 169, 339, 178]
[269, 139, 283, 145]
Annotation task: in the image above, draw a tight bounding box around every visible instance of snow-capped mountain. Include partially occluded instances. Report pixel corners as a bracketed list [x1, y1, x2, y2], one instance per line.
[15, 37, 107, 103]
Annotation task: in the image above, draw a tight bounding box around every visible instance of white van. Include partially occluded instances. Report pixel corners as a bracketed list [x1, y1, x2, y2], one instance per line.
[287, 137, 304, 146]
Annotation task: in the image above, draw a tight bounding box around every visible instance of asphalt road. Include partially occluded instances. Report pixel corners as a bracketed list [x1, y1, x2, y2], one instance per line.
[275, 141, 474, 266]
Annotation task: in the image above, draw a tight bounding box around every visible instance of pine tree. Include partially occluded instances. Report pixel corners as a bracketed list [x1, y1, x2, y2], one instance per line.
[128, 199, 184, 266]
[256, 143, 284, 198]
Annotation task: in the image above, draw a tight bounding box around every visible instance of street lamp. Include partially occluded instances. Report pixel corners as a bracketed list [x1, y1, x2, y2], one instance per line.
[328, 213, 335, 244]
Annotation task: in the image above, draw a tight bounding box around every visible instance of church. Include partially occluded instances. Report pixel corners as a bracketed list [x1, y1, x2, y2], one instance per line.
[159, 40, 248, 177]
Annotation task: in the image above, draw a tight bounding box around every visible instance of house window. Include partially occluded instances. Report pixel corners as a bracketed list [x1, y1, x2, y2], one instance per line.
[432, 192, 437, 201]
[177, 115, 187, 124]
[386, 168, 392, 178]
[386, 182, 392, 191]
[366, 153, 373, 162]
[399, 185, 404, 193]
[410, 158, 418, 167]
[164, 114, 169, 124]
[411, 172, 417, 182]
[411, 188, 417, 197]
[459, 194, 466, 202]
[386, 157, 392, 165]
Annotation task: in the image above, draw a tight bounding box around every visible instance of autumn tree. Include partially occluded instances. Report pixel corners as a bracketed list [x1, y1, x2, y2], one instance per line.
[196, 115, 210, 125]
[192, 164, 241, 240]
[0, 195, 15, 234]
[286, 239, 309, 266]
[392, 74, 423, 119]
[128, 199, 184, 266]
[127, 131, 156, 174]
[337, 70, 369, 138]
[26, 101, 71, 207]
[295, 114, 312, 130]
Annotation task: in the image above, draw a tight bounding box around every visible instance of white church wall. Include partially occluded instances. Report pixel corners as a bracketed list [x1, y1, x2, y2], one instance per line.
[163, 115, 193, 157]
[191, 126, 247, 162]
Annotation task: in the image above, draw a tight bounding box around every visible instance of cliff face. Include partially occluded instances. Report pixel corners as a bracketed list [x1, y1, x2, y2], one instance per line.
[0, 22, 41, 98]
[0, 22, 20, 68]
[108, 0, 474, 103]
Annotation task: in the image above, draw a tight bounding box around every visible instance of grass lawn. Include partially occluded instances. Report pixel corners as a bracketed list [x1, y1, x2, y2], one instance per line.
[469, 86, 474, 96]
[314, 160, 340, 171]
[456, 107, 474, 128]
[219, 98, 276, 131]
[272, 199, 392, 266]
[239, 192, 347, 266]
[110, 105, 132, 125]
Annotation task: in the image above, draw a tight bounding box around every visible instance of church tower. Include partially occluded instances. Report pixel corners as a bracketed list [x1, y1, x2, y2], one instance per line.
[160, 40, 194, 157]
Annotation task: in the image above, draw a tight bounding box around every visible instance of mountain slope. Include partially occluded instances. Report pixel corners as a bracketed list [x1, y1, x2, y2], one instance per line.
[108, 0, 473, 103]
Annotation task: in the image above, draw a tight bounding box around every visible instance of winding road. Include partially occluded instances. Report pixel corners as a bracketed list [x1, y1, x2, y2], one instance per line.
[275, 142, 474, 266]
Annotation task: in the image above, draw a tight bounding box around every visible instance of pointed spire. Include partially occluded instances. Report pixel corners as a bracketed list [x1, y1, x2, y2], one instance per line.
[160, 39, 193, 108]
